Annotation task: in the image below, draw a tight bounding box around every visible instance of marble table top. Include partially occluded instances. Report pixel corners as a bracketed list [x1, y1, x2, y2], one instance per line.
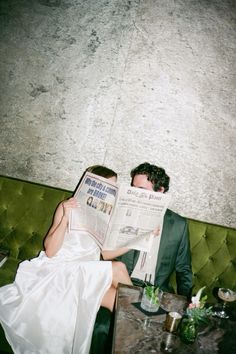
[112, 284, 236, 354]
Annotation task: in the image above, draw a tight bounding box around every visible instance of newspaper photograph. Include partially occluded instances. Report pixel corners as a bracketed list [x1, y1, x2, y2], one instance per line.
[69, 172, 118, 247]
[69, 172, 171, 251]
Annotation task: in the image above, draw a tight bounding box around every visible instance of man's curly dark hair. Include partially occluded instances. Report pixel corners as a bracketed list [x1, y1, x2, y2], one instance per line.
[130, 162, 170, 193]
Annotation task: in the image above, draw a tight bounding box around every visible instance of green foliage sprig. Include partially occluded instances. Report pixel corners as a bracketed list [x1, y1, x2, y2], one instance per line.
[144, 284, 159, 304]
[186, 287, 212, 324]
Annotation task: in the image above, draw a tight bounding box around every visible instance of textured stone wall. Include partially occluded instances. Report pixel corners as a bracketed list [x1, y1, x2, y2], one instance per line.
[0, 0, 235, 227]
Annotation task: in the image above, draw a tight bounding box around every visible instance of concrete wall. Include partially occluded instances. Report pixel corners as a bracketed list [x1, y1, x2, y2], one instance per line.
[0, 0, 235, 227]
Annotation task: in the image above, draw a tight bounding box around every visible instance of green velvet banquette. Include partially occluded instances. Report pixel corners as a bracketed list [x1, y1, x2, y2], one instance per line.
[0, 175, 235, 353]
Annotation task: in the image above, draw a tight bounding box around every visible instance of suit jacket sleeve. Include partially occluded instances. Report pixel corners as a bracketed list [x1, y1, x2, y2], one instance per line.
[175, 219, 192, 298]
[116, 210, 192, 299]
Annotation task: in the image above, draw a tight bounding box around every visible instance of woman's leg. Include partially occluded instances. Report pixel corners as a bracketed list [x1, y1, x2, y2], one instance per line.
[111, 261, 133, 288]
[101, 261, 132, 311]
[92, 262, 132, 354]
[101, 286, 116, 311]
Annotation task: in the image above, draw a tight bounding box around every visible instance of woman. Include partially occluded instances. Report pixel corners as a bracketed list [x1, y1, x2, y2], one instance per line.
[0, 165, 132, 354]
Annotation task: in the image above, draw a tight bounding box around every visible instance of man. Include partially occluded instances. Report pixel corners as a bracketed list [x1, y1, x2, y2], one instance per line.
[118, 162, 192, 298]
[90, 162, 192, 353]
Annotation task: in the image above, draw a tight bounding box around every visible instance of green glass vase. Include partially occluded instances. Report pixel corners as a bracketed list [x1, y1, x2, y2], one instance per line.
[179, 316, 198, 344]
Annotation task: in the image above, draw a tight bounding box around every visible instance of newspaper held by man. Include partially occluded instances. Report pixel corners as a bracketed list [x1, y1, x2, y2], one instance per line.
[69, 172, 171, 252]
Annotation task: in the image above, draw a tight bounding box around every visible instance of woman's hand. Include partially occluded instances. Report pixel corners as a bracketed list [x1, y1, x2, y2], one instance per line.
[152, 226, 160, 237]
[61, 197, 78, 221]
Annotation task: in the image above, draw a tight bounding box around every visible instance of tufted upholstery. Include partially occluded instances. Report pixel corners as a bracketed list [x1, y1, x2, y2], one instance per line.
[0, 175, 235, 353]
[0, 175, 72, 287]
[187, 219, 236, 297]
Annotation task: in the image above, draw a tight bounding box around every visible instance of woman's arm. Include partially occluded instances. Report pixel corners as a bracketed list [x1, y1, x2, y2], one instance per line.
[102, 228, 160, 260]
[102, 247, 130, 260]
[44, 197, 78, 258]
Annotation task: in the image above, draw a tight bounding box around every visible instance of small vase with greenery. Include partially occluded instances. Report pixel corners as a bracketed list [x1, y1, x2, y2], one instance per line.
[180, 286, 212, 343]
[141, 284, 160, 312]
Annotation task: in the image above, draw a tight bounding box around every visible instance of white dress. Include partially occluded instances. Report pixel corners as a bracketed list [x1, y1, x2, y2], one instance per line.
[0, 230, 112, 354]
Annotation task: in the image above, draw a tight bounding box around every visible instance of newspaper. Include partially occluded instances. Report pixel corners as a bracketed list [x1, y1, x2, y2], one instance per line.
[69, 172, 171, 251]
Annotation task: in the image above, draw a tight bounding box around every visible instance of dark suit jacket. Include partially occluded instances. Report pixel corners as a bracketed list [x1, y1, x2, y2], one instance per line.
[117, 209, 192, 299]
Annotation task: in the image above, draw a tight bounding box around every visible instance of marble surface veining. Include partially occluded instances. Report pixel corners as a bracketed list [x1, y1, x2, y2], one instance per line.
[113, 285, 236, 354]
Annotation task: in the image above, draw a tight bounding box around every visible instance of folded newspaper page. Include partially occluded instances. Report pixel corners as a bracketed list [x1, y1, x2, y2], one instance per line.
[69, 172, 171, 251]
